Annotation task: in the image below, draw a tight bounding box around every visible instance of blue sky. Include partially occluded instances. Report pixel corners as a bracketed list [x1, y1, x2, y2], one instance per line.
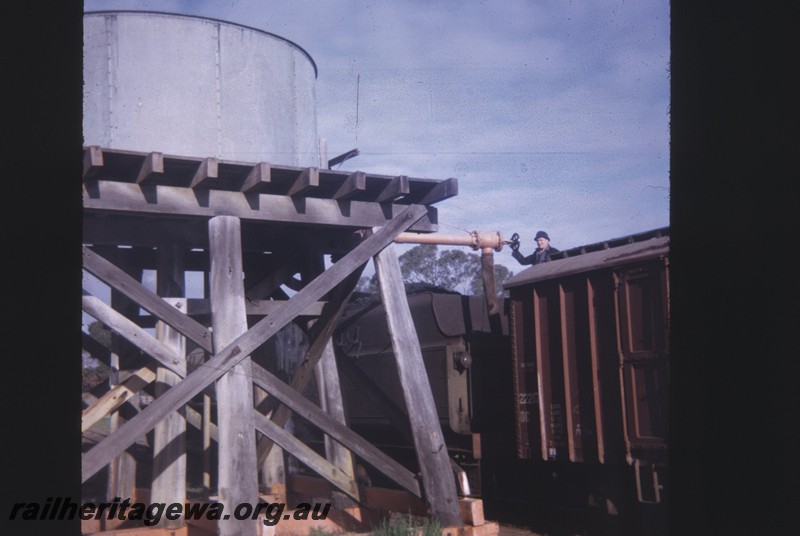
[83, 0, 669, 272]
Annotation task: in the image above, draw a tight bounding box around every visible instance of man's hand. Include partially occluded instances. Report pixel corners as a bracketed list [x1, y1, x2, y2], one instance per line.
[510, 232, 520, 251]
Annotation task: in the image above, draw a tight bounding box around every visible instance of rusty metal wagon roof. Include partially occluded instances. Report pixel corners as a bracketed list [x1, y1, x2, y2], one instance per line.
[503, 227, 669, 288]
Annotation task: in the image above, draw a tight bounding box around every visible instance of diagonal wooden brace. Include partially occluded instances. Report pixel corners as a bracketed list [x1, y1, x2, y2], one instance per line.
[253, 412, 360, 502]
[250, 362, 421, 497]
[82, 204, 430, 482]
[82, 293, 186, 376]
[82, 247, 213, 352]
[256, 263, 363, 464]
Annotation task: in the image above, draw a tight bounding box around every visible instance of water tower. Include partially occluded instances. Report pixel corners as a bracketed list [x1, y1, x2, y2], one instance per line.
[83, 10, 319, 165]
[81, 10, 464, 536]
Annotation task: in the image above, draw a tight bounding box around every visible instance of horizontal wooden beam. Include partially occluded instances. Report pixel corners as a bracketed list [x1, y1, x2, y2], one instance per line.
[240, 162, 271, 194]
[419, 177, 458, 205]
[135, 151, 164, 185]
[82, 294, 186, 377]
[250, 363, 421, 497]
[81, 205, 429, 483]
[162, 297, 326, 318]
[375, 176, 410, 203]
[83, 181, 438, 232]
[189, 157, 219, 189]
[82, 247, 212, 352]
[334, 171, 366, 200]
[287, 167, 319, 197]
[82, 147, 459, 207]
[83, 146, 104, 180]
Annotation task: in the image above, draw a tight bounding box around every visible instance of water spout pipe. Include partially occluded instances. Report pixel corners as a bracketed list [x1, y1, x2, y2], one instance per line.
[394, 231, 505, 251]
[394, 230, 504, 317]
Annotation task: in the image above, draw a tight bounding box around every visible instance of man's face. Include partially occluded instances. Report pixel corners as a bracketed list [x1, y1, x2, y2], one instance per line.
[536, 237, 549, 249]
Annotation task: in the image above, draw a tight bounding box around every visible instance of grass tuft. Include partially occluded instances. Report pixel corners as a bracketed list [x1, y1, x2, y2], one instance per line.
[371, 513, 442, 536]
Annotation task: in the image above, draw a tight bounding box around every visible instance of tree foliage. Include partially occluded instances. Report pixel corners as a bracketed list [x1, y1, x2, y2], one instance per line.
[400, 244, 477, 294]
[356, 245, 513, 297]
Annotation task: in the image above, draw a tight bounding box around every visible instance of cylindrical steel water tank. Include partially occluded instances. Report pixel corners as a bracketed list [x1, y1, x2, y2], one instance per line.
[83, 11, 319, 166]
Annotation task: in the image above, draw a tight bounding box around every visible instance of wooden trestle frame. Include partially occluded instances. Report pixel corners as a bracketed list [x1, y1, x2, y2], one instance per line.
[81, 146, 463, 534]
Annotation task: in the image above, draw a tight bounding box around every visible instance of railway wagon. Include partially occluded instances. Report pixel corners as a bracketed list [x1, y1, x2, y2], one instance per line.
[490, 227, 669, 534]
[332, 228, 669, 535]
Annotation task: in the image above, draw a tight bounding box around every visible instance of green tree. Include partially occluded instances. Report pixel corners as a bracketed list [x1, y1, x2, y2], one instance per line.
[398, 244, 513, 297]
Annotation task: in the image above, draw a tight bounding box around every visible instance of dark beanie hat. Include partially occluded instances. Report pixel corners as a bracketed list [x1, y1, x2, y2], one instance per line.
[534, 230, 550, 240]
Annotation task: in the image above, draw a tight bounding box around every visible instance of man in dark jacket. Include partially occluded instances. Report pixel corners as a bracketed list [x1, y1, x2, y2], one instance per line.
[511, 230, 559, 265]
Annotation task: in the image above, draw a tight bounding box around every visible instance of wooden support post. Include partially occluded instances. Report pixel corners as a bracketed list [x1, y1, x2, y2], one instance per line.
[208, 216, 259, 536]
[257, 394, 287, 500]
[202, 392, 212, 498]
[304, 254, 357, 492]
[315, 342, 356, 482]
[101, 248, 141, 530]
[151, 246, 187, 529]
[374, 244, 463, 527]
[104, 355, 137, 531]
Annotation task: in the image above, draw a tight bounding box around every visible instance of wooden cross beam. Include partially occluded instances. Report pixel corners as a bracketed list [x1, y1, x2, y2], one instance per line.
[81, 205, 429, 482]
[241, 162, 272, 194]
[82, 293, 186, 377]
[189, 157, 219, 189]
[82, 366, 156, 433]
[83, 145, 104, 180]
[253, 412, 360, 500]
[159, 297, 326, 318]
[83, 181, 438, 231]
[375, 175, 410, 203]
[250, 362, 421, 497]
[287, 167, 320, 197]
[256, 264, 364, 464]
[333, 171, 366, 200]
[83, 247, 212, 352]
[135, 152, 164, 185]
[419, 177, 458, 205]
